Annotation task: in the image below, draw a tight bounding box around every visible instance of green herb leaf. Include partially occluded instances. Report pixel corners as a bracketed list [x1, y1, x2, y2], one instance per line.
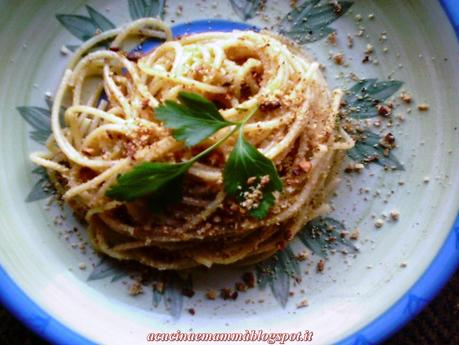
[128, 0, 166, 20]
[230, 0, 264, 20]
[56, 14, 99, 41]
[297, 217, 358, 257]
[26, 167, 52, 202]
[223, 130, 282, 219]
[347, 130, 404, 170]
[87, 257, 128, 281]
[255, 246, 299, 307]
[280, 1, 353, 44]
[343, 79, 403, 119]
[107, 161, 191, 202]
[85, 5, 116, 31]
[155, 92, 234, 147]
[146, 173, 185, 212]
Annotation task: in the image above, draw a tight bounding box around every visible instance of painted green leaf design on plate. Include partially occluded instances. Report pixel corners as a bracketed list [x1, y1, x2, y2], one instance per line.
[26, 167, 52, 202]
[57, 6, 116, 42]
[17, 106, 50, 133]
[87, 257, 129, 282]
[297, 217, 358, 257]
[45, 97, 53, 112]
[17, 106, 51, 145]
[56, 15, 99, 41]
[152, 271, 191, 318]
[280, 0, 353, 44]
[230, 0, 264, 20]
[152, 272, 165, 307]
[65, 44, 81, 52]
[85, 5, 116, 31]
[343, 79, 403, 119]
[128, 0, 166, 20]
[256, 246, 299, 307]
[347, 130, 404, 170]
[165, 272, 191, 319]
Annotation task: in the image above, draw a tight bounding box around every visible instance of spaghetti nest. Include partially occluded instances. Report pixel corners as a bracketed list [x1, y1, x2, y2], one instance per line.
[31, 18, 353, 270]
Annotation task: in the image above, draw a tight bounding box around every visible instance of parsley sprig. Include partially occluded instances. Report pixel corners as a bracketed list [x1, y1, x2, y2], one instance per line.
[107, 92, 283, 219]
[224, 126, 283, 219]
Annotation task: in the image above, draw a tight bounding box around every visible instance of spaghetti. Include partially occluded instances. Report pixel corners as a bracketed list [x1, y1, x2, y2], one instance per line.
[31, 18, 354, 269]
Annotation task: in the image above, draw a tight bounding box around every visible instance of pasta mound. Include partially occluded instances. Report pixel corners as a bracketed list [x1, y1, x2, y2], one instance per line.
[31, 19, 353, 269]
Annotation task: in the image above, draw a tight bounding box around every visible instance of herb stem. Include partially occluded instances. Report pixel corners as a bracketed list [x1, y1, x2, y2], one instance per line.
[240, 106, 259, 125]
[189, 125, 240, 163]
[189, 106, 258, 163]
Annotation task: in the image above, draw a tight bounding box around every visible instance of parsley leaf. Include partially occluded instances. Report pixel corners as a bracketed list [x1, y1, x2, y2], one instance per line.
[155, 92, 234, 147]
[223, 128, 283, 219]
[106, 162, 191, 202]
[146, 173, 186, 212]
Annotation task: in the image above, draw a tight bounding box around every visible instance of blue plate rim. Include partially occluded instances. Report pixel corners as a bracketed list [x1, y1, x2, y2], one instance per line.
[0, 3, 458, 344]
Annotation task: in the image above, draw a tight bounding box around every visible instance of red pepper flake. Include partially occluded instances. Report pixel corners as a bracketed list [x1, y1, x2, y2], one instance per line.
[377, 104, 392, 117]
[220, 288, 238, 300]
[333, 2, 343, 13]
[317, 259, 325, 272]
[235, 282, 247, 292]
[242, 272, 256, 288]
[276, 240, 287, 250]
[187, 308, 195, 315]
[126, 51, 145, 62]
[381, 132, 396, 147]
[362, 55, 371, 64]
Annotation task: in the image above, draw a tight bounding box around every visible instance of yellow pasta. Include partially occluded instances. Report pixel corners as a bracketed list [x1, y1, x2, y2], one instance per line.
[31, 18, 353, 270]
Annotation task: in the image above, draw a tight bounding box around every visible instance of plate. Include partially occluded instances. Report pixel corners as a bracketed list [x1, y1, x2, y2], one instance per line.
[0, 1, 458, 344]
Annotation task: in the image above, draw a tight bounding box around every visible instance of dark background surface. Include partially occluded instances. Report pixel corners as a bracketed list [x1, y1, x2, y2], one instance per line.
[0, 271, 458, 344]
